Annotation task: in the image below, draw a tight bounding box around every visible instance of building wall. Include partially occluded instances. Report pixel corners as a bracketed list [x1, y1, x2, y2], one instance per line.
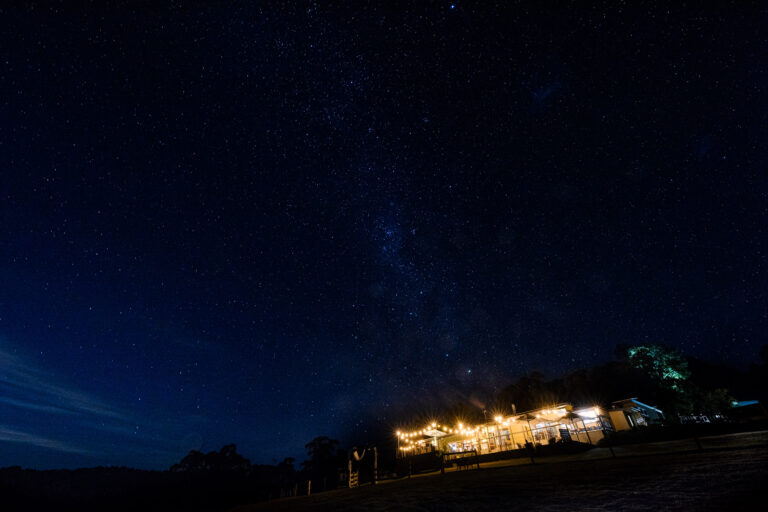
[609, 410, 631, 431]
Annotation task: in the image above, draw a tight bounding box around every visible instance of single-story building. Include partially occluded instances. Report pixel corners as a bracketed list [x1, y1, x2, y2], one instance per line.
[727, 400, 767, 422]
[608, 398, 665, 431]
[395, 403, 616, 458]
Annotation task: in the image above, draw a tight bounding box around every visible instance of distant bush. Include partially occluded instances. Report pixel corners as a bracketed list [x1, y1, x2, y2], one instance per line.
[170, 444, 250, 472]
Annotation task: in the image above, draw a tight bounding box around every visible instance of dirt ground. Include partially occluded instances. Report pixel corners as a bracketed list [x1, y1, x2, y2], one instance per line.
[234, 444, 768, 511]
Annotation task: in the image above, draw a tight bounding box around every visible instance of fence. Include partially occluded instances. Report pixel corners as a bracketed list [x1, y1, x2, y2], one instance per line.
[441, 449, 480, 473]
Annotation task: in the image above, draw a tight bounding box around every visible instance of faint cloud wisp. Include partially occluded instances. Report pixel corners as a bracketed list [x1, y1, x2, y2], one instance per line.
[0, 427, 93, 455]
[0, 344, 132, 455]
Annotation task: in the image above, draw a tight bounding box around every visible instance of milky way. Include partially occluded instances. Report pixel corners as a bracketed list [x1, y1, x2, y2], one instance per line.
[0, 3, 766, 469]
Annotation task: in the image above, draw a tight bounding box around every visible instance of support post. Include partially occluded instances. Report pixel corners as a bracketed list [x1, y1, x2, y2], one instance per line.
[597, 413, 615, 457]
[373, 446, 378, 485]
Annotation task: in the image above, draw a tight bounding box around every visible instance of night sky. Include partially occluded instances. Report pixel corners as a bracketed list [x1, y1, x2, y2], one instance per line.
[1, 2, 767, 469]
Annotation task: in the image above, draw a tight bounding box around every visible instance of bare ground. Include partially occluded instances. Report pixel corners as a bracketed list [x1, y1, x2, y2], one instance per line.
[235, 444, 768, 511]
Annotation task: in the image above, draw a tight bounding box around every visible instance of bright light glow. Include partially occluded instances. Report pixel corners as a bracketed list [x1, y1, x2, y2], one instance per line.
[494, 415, 503, 422]
[576, 408, 597, 420]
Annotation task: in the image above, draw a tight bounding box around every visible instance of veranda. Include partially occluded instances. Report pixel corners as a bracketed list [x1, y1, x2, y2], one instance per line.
[396, 403, 612, 458]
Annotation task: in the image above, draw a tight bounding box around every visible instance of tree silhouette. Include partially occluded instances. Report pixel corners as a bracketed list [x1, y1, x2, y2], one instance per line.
[302, 436, 344, 490]
[170, 444, 250, 472]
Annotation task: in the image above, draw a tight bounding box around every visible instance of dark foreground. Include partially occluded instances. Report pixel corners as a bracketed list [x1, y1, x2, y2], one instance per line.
[235, 446, 768, 512]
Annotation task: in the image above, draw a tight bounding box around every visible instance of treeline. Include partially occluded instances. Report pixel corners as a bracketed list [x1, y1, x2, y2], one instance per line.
[493, 343, 768, 417]
[167, 436, 348, 499]
[1, 438, 350, 511]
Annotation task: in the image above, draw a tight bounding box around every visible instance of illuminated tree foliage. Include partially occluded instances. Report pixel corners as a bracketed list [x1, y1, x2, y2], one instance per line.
[627, 345, 690, 391]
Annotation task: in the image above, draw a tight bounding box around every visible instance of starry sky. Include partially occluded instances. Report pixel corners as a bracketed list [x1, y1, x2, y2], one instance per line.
[1, 2, 767, 469]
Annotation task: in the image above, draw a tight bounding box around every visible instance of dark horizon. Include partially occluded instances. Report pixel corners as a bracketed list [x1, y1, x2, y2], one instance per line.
[1, 2, 767, 470]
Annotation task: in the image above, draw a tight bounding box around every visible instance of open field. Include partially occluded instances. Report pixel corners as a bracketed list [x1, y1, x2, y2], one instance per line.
[236, 433, 768, 511]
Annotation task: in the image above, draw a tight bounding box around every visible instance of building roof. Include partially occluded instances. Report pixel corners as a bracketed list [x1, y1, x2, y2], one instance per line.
[611, 398, 663, 414]
[732, 400, 759, 408]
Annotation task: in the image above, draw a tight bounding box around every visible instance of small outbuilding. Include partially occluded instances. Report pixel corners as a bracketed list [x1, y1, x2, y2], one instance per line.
[609, 398, 664, 431]
[729, 400, 768, 422]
